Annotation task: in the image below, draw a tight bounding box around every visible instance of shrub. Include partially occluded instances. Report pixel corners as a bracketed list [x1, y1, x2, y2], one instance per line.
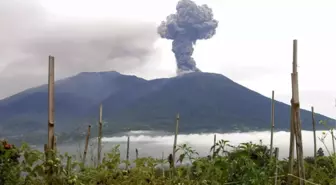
[0, 140, 21, 185]
[0, 139, 334, 185]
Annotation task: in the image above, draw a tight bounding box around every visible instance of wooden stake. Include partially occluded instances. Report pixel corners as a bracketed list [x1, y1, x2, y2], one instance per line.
[53, 135, 57, 153]
[83, 125, 91, 164]
[274, 147, 279, 185]
[331, 129, 335, 155]
[213, 134, 216, 158]
[311, 107, 317, 165]
[126, 135, 130, 170]
[162, 151, 165, 177]
[44, 144, 48, 159]
[288, 106, 295, 184]
[135, 148, 139, 160]
[97, 104, 103, 165]
[270, 90, 275, 157]
[291, 39, 305, 184]
[47, 56, 55, 151]
[172, 113, 179, 170]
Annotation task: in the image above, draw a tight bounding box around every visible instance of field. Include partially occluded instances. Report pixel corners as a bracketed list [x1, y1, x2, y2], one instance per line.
[1, 131, 336, 185]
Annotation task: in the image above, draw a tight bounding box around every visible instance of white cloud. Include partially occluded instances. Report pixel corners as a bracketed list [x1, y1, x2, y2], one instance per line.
[59, 130, 333, 160]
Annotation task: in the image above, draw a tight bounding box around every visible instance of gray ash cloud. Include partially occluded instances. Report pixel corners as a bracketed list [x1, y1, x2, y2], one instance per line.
[157, 0, 218, 74]
[0, 0, 158, 98]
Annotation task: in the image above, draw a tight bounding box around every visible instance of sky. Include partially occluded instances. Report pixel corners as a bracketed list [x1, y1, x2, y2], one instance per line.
[0, 0, 336, 118]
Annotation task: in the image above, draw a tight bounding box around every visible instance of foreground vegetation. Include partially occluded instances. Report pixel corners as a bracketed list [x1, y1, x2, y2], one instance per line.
[1, 137, 336, 185]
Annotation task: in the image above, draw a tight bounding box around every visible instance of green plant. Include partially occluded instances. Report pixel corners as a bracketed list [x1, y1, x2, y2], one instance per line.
[0, 140, 21, 185]
[1, 137, 335, 185]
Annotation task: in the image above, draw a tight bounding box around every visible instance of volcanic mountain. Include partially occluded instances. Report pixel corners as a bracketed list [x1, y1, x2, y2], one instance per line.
[0, 71, 332, 139]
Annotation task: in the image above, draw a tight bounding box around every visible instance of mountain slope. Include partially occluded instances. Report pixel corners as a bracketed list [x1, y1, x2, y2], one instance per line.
[0, 71, 148, 134]
[0, 71, 138, 105]
[100, 72, 330, 132]
[0, 92, 93, 133]
[0, 71, 332, 137]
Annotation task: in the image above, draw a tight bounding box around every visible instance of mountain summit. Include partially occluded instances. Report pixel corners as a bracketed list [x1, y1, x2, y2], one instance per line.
[0, 71, 332, 136]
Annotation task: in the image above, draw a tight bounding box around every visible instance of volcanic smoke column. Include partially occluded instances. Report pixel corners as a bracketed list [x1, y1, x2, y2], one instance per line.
[157, 0, 218, 75]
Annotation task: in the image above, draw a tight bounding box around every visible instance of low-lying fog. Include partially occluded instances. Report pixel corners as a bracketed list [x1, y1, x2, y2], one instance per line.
[34, 130, 334, 163]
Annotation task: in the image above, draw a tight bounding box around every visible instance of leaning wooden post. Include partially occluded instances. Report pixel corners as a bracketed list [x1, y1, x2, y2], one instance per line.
[213, 134, 216, 158]
[126, 135, 130, 170]
[311, 107, 317, 165]
[270, 90, 275, 157]
[172, 113, 180, 170]
[274, 147, 279, 185]
[83, 125, 91, 164]
[47, 55, 55, 153]
[291, 39, 305, 184]
[288, 107, 295, 184]
[97, 104, 103, 165]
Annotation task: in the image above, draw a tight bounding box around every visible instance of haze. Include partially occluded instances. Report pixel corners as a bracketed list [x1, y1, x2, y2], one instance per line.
[49, 130, 334, 161]
[1, 0, 336, 118]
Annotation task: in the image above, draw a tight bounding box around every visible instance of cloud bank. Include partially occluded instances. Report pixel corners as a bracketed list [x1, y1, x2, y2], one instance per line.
[46, 130, 333, 162]
[0, 0, 159, 98]
[99, 130, 331, 159]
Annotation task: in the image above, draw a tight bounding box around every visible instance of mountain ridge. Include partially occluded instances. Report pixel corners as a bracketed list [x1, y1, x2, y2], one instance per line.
[0, 71, 332, 138]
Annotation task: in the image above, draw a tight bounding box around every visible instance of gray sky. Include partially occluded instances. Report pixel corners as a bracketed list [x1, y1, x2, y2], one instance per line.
[1, 0, 336, 118]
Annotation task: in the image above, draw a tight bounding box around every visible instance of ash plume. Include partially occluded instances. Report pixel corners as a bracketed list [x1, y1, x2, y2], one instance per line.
[157, 0, 218, 75]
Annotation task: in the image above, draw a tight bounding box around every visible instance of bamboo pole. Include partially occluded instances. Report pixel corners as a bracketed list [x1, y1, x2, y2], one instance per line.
[331, 129, 336, 155]
[97, 104, 103, 165]
[172, 113, 180, 170]
[47, 56, 55, 151]
[162, 151, 165, 177]
[274, 147, 279, 185]
[83, 125, 91, 164]
[213, 134, 216, 158]
[53, 136, 57, 153]
[288, 106, 295, 184]
[126, 135, 130, 170]
[135, 148, 139, 160]
[270, 90, 275, 157]
[291, 39, 305, 184]
[44, 144, 48, 159]
[311, 107, 317, 165]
